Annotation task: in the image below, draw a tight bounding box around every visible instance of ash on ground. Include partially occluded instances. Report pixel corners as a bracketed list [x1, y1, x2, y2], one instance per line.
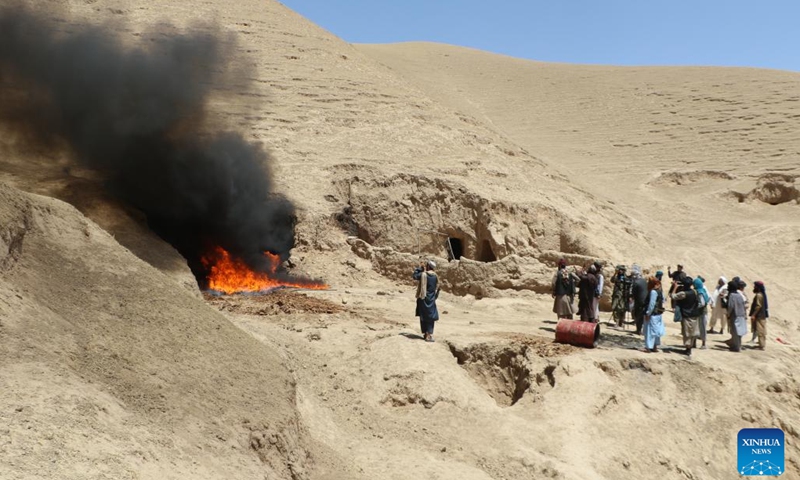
[203, 290, 345, 315]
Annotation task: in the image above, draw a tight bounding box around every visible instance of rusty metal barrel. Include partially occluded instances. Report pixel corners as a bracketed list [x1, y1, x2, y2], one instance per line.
[555, 318, 600, 348]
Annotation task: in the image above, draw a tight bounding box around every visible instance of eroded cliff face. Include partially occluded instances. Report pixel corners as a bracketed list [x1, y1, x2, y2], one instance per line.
[338, 173, 589, 261]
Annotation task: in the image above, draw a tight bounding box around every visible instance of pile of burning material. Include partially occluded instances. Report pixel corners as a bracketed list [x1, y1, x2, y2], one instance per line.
[201, 246, 326, 296]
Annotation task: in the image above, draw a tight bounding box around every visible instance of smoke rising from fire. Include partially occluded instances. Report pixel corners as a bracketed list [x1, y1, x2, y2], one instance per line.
[0, 6, 297, 284]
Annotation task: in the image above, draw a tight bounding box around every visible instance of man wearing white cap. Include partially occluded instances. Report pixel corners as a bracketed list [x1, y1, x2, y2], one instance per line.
[413, 260, 441, 342]
[707, 276, 728, 334]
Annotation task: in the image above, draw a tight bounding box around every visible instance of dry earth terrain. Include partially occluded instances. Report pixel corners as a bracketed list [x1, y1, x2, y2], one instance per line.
[1, 1, 799, 479]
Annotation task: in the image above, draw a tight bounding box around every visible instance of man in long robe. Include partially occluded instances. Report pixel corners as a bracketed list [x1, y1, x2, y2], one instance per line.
[726, 280, 748, 352]
[643, 276, 666, 352]
[630, 265, 648, 335]
[577, 265, 599, 322]
[593, 261, 605, 321]
[552, 258, 577, 319]
[749, 281, 769, 350]
[413, 260, 440, 342]
[708, 276, 728, 334]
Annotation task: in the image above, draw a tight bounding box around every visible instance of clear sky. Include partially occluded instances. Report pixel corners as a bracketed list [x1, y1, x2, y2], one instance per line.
[279, 0, 800, 72]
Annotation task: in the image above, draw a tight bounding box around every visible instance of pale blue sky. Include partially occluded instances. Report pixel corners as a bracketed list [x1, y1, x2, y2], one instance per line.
[280, 1, 799, 72]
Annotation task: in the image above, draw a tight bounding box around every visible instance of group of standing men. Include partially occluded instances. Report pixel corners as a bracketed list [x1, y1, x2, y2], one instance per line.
[551, 258, 605, 322]
[552, 260, 771, 357]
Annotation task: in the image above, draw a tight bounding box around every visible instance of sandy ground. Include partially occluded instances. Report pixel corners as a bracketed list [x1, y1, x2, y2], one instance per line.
[209, 284, 800, 480]
[1, 1, 799, 479]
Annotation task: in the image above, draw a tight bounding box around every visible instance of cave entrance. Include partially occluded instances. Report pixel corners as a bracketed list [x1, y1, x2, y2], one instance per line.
[478, 239, 497, 262]
[447, 237, 463, 261]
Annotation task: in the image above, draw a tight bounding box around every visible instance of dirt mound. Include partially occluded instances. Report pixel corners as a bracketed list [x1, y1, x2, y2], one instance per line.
[748, 174, 799, 205]
[730, 173, 800, 205]
[0, 183, 330, 479]
[648, 170, 736, 186]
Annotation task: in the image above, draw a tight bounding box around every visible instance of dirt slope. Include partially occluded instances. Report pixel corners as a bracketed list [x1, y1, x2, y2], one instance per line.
[0, 182, 350, 479]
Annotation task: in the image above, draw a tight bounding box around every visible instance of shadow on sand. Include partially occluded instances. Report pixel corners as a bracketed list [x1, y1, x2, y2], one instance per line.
[399, 332, 425, 341]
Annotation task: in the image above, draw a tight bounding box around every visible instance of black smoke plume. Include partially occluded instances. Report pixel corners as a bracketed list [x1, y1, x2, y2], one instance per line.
[0, 6, 297, 286]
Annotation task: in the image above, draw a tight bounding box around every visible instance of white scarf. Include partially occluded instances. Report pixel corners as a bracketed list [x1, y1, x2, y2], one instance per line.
[417, 271, 437, 299]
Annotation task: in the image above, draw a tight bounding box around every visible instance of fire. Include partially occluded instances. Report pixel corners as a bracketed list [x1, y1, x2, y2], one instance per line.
[201, 246, 326, 294]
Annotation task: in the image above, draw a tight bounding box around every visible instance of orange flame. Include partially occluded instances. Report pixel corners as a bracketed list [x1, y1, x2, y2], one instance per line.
[201, 246, 326, 294]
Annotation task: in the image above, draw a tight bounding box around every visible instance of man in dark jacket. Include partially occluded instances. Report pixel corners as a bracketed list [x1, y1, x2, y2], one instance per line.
[610, 265, 630, 327]
[750, 281, 769, 350]
[667, 264, 687, 308]
[630, 264, 648, 334]
[671, 276, 700, 357]
[577, 264, 599, 322]
[552, 258, 577, 319]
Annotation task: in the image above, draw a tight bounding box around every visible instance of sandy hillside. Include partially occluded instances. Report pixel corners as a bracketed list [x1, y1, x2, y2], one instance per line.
[358, 42, 800, 320]
[0, 183, 354, 479]
[1, 1, 799, 480]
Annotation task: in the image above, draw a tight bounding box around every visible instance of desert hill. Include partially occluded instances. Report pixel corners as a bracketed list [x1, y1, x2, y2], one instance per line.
[0, 2, 799, 480]
[359, 41, 800, 319]
[0, 0, 647, 299]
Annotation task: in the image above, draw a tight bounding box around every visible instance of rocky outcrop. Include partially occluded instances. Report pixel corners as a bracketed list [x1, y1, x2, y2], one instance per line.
[337, 173, 594, 264]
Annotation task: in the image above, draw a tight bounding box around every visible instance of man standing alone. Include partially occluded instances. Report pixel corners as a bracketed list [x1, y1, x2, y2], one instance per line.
[413, 260, 440, 342]
[750, 281, 769, 350]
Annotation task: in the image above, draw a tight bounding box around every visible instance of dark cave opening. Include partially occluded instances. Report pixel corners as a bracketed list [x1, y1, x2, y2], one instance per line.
[478, 239, 497, 262]
[447, 237, 463, 261]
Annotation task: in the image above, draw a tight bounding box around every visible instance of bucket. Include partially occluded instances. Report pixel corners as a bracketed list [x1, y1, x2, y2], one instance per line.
[555, 318, 600, 348]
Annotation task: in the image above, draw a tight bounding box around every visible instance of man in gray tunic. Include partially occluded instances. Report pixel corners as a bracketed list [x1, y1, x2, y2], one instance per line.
[726, 280, 748, 352]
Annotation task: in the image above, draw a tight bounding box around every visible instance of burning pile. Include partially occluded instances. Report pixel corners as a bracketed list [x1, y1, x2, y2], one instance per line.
[0, 6, 322, 293]
[202, 247, 325, 294]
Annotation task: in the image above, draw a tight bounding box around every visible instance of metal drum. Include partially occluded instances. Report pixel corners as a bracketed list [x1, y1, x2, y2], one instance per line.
[555, 318, 600, 348]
